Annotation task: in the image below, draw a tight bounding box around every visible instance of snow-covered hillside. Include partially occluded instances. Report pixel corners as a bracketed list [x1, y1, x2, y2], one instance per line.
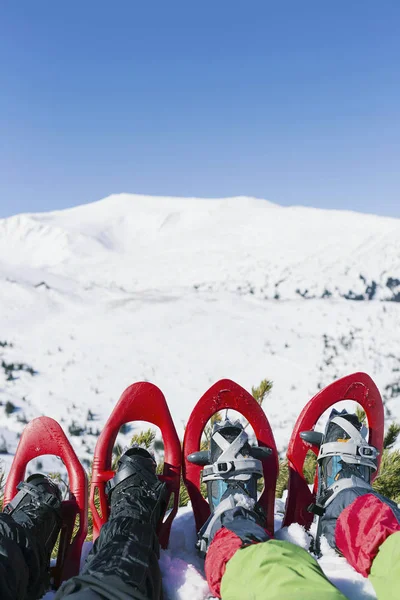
[0, 194, 400, 473]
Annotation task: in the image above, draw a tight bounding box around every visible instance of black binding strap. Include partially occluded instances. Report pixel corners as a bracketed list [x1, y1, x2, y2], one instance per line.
[105, 453, 157, 496]
[307, 503, 325, 517]
[4, 480, 60, 514]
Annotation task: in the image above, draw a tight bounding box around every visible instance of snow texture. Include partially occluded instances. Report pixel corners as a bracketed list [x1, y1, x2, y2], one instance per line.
[43, 501, 378, 600]
[233, 493, 256, 510]
[0, 194, 399, 468]
[1, 193, 398, 598]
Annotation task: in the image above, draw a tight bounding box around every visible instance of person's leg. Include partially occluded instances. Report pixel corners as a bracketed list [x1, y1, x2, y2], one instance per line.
[202, 509, 347, 600]
[369, 531, 400, 600]
[55, 448, 168, 600]
[0, 517, 30, 600]
[0, 474, 62, 600]
[325, 490, 400, 600]
[305, 410, 400, 600]
[194, 418, 347, 600]
[219, 539, 347, 600]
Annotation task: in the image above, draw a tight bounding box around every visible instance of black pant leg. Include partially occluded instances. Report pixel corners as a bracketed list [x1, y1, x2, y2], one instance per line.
[55, 516, 162, 600]
[0, 513, 46, 600]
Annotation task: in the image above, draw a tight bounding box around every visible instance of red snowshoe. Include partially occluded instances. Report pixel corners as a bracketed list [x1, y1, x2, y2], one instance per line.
[4, 416, 88, 587]
[283, 372, 384, 529]
[183, 379, 279, 536]
[89, 382, 181, 549]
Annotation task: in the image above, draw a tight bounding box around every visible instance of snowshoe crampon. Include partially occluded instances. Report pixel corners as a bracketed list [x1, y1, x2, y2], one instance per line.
[4, 416, 88, 588]
[183, 379, 278, 535]
[90, 382, 181, 548]
[283, 372, 384, 529]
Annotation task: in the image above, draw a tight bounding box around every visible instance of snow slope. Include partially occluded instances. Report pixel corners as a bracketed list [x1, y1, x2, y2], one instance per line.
[0, 194, 399, 465]
[1, 193, 399, 599]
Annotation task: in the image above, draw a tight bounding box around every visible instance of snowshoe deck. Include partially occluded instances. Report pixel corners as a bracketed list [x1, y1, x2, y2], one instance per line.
[283, 372, 384, 529]
[183, 379, 278, 535]
[90, 381, 181, 549]
[4, 416, 88, 587]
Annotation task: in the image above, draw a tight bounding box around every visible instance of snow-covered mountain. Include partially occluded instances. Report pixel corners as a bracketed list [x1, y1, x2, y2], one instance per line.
[0, 194, 399, 473]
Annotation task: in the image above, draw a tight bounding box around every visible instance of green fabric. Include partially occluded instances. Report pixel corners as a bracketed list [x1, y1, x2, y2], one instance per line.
[369, 531, 400, 600]
[221, 540, 347, 600]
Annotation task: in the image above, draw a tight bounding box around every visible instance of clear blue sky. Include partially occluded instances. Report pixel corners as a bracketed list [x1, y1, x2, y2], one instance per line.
[1, 1, 399, 218]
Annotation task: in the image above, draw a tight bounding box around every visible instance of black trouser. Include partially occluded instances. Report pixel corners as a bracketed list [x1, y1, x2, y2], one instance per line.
[0, 514, 162, 600]
[56, 516, 162, 600]
[0, 513, 50, 600]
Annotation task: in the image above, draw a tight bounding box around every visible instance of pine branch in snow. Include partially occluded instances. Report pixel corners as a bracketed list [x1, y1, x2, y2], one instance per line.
[383, 422, 400, 449]
[355, 406, 367, 425]
[372, 448, 400, 503]
[179, 478, 190, 507]
[251, 379, 273, 406]
[130, 428, 156, 449]
[275, 459, 289, 498]
[303, 451, 318, 484]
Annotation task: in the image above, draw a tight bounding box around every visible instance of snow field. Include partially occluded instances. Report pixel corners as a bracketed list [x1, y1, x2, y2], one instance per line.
[1, 193, 399, 599]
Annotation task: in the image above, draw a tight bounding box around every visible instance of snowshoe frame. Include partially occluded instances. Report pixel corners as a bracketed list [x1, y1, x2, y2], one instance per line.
[183, 379, 278, 535]
[4, 416, 88, 588]
[89, 382, 181, 549]
[283, 372, 384, 529]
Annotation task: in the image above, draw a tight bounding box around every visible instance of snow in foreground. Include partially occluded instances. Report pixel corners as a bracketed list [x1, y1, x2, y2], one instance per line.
[43, 501, 376, 600]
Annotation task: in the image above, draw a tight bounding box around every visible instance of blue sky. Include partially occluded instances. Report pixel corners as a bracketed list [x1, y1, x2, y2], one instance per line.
[1, 1, 399, 218]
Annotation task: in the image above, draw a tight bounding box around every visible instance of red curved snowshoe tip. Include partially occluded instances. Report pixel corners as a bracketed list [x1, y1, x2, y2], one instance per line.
[182, 379, 279, 535]
[4, 416, 88, 587]
[283, 372, 384, 529]
[90, 382, 181, 549]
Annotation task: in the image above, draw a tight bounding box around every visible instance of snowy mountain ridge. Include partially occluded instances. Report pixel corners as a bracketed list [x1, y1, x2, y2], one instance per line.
[2, 193, 400, 300]
[0, 194, 399, 474]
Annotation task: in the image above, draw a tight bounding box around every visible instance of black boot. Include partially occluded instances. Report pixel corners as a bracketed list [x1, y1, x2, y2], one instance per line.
[57, 447, 168, 600]
[106, 447, 168, 528]
[2, 473, 62, 599]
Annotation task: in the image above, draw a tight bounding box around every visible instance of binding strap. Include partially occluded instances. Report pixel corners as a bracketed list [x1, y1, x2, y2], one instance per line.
[203, 430, 263, 483]
[105, 453, 157, 496]
[3, 480, 60, 514]
[318, 417, 379, 470]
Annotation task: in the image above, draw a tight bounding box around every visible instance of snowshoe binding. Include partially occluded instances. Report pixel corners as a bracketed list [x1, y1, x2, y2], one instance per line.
[106, 446, 168, 528]
[3, 416, 88, 587]
[316, 410, 377, 503]
[183, 379, 278, 539]
[3, 473, 62, 599]
[188, 418, 271, 554]
[305, 409, 379, 552]
[90, 382, 181, 549]
[283, 372, 384, 529]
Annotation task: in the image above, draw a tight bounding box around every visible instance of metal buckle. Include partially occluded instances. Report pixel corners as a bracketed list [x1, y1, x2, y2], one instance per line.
[214, 461, 233, 474]
[358, 445, 377, 458]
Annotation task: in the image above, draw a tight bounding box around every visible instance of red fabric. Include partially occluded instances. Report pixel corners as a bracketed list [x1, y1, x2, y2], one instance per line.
[336, 493, 400, 577]
[205, 529, 244, 598]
